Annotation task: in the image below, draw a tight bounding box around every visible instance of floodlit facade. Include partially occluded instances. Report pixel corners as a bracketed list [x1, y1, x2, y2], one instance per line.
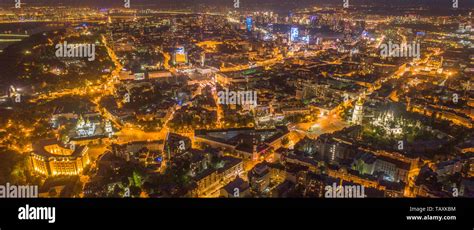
[30, 139, 90, 177]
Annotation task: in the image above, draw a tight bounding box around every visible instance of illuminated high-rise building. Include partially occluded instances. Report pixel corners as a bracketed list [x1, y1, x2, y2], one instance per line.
[290, 27, 299, 42]
[246, 16, 253, 32]
[351, 97, 364, 125]
[172, 45, 188, 65]
[201, 53, 206, 67]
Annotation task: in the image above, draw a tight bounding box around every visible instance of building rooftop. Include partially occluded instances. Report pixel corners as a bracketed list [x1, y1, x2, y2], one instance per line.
[32, 139, 86, 158]
[222, 177, 250, 194]
[195, 126, 289, 154]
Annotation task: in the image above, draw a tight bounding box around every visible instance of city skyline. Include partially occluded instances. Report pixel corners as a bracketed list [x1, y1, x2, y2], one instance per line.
[0, 0, 472, 202]
[1, 0, 473, 8]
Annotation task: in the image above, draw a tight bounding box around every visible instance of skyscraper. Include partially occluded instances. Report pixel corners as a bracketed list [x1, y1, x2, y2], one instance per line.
[290, 27, 299, 42]
[246, 16, 253, 32]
